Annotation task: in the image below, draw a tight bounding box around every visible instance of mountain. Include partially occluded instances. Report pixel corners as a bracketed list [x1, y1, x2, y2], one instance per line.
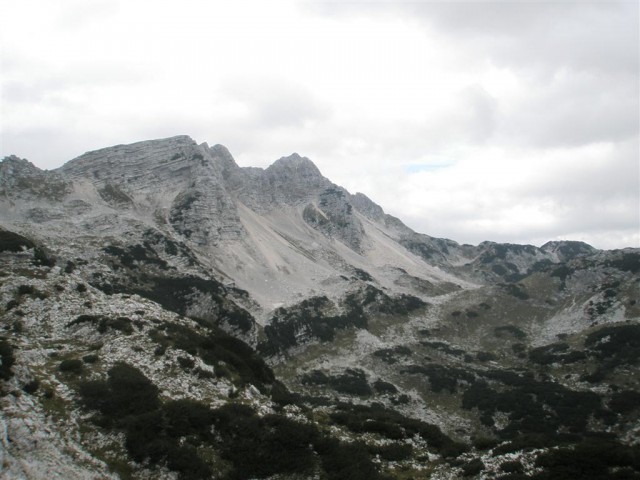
[1, 136, 639, 479]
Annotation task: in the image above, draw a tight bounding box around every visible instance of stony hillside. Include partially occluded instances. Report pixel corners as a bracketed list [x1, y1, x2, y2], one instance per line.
[1, 137, 639, 479]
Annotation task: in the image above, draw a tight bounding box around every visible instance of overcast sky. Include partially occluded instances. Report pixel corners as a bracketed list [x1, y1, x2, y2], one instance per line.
[1, 0, 638, 249]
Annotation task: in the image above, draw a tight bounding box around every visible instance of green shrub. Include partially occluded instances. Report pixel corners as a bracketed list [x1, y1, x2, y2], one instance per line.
[149, 322, 274, 391]
[79, 363, 159, 418]
[533, 439, 640, 479]
[495, 325, 527, 340]
[609, 391, 640, 414]
[82, 354, 99, 364]
[301, 369, 330, 385]
[477, 351, 497, 362]
[473, 436, 498, 450]
[23, 379, 40, 394]
[0, 340, 15, 380]
[211, 404, 319, 479]
[59, 359, 83, 374]
[316, 438, 382, 480]
[529, 343, 570, 365]
[177, 356, 195, 370]
[17, 285, 35, 295]
[328, 369, 372, 396]
[5, 300, 19, 311]
[462, 458, 484, 476]
[585, 324, 640, 367]
[373, 379, 398, 394]
[33, 246, 56, 267]
[401, 363, 474, 393]
[98, 317, 133, 334]
[501, 460, 524, 473]
[0, 230, 35, 252]
[328, 403, 465, 457]
[164, 399, 215, 439]
[501, 283, 530, 300]
[368, 443, 412, 461]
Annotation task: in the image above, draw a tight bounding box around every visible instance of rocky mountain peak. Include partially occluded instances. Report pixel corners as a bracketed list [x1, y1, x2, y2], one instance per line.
[1, 155, 71, 203]
[1, 155, 40, 173]
[540, 240, 596, 262]
[267, 153, 323, 179]
[58, 135, 208, 179]
[208, 144, 241, 181]
[350, 192, 386, 222]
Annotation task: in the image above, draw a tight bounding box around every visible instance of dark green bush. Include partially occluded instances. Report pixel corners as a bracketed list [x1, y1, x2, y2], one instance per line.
[17, 285, 35, 295]
[149, 322, 274, 391]
[401, 364, 474, 394]
[164, 399, 216, 439]
[607, 252, 640, 273]
[529, 343, 570, 365]
[532, 439, 640, 479]
[0, 340, 15, 380]
[23, 379, 40, 394]
[79, 363, 159, 418]
[211, 404, 319, 479]
[68, 315, 134, 335]
[166, 445, 212, 480]
[59, 359, 83, 374]
[501, 460, 524, 473]
[495, 325, 527, 340]
[328, 369, 372, 396]
[99, 317, 133, 334]
[316, 437, 382, 480]
[373, 379, 398, 394]
[420, 341, 465, 356]
[301, 369, 329, 385]
[328, 403, 465, 457]
[462, 458, 484, 476]
[609, 391, 640, 414]
[82, 354, 99, 364]
[585, 324, 640, 367]
[477, 351, 497, 362]
[372, 346, 412, 363]
[5, 300, 19, 311]
[368, 443, 412, 461]
[473, 436, 498, 450]
[0, 230, 35, 252]
[177, 356, 195, 370]
[501, 283, 529, 300]
[33, 246, 56, 267]
[464, 371, 604, 440]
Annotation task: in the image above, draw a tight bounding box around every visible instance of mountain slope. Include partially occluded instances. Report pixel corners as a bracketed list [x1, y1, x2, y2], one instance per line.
[1, 137, 639, 480]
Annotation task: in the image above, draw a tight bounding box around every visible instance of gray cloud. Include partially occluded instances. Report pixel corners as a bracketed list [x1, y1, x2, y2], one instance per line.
[220, 78, 332, 129]
[307, 1, 638, 74]
[501, 72, 639, 147]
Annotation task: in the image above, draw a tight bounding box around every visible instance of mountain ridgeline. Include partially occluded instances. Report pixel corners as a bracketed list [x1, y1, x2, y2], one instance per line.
[1, 136, 639, 479]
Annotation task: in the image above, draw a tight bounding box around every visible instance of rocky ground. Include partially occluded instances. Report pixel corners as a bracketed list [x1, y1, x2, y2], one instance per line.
[1, 138, 639, 479]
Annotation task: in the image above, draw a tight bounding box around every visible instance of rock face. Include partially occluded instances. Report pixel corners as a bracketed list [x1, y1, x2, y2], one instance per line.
[0, 136, 466, 310]
[0, 136, 627, 311]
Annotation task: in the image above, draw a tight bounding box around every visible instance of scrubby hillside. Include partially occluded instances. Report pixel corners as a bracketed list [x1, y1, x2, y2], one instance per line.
[1, 138, 639, 479]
